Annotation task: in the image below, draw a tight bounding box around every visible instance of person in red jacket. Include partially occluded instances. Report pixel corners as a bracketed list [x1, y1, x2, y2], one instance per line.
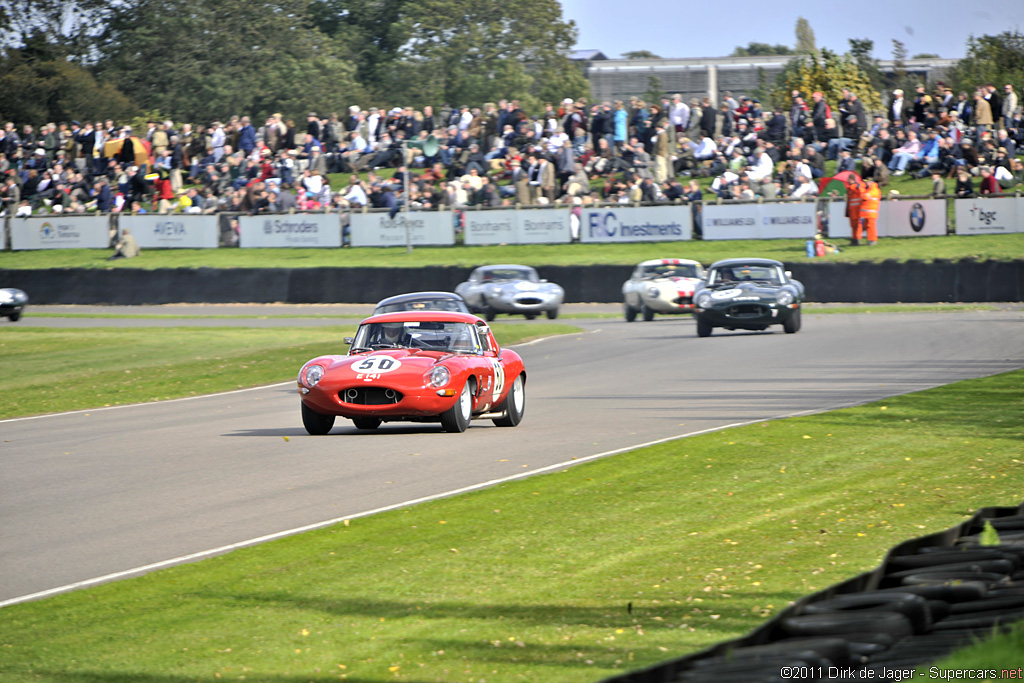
[858, 178, 881, 245]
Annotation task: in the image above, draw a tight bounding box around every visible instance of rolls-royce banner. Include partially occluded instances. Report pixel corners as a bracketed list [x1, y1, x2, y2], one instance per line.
[954, 197, 1020, 235]
[462, 209, 572, 245]
[349, 211, 454, 247]
[702, 202, 816, 240]
[11, 215, 110, 250]
[121, 215, 220, 248]
[881, 199, 947, 237]
[580, 206, 692, 243]
[238, 214, 342, 247]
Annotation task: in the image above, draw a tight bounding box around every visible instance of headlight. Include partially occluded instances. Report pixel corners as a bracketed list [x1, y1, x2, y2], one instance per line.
[776, 290, 794, 306]
[695, 291, 712, 308]
[301, 364, 324, 387]
[427, 365, 450, 388]
[0, 291, 12, 303]
[646, 286, 660, 298]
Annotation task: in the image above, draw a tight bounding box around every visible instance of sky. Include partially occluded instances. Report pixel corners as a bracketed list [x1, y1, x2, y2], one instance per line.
[559, 0, 1023, 61]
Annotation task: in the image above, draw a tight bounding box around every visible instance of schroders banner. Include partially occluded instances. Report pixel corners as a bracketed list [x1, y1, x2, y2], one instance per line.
[238, 214, 342, 247]
[580, 206, 692, 243]
[11, 215, 110, 250]
[121, 215, 220, 248]
[463, 209, 572, 245]
[954, 197, 1021, 235]
[702, 202, 816, 240]
[349, 211, 454, 247]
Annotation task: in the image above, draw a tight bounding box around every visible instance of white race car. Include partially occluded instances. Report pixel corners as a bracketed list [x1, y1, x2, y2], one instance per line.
[622, 259, 705, 322]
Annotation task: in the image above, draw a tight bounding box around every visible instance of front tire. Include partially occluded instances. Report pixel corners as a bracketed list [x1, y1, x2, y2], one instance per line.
[623, 302, 637, 322]
[8, 312, 21, 322]
[301, 402, 335, 435]
[641, 304, 655, 322]
[440, 382, 472, 433]
[492, 374, 525, 427]
[484, 306, 496, 322]
[352, 417, 381, 430]
[546, 308, 558, 320]
[783, 308, 802, 334]
[696, 316, 713, 337]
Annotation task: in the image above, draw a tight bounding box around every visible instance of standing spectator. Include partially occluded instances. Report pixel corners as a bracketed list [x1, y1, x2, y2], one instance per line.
[613, 101, 628, 152]
[810, 91, 829, 140]
[984, 84, 1002, 129]
[1002, 84, 1019, 131]
[238, 116, 256, 157]
[973, 89, 994, 142]
[889, 89, 908, 129]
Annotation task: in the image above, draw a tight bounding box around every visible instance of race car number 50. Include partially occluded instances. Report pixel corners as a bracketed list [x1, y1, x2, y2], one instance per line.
[352, 357, 402, 373]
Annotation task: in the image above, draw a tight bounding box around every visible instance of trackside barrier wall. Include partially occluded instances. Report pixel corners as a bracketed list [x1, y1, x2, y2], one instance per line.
[10, 215, 110, 250]
[597, 500, 1024, 683]
[120, 215, 220, 249]
[238, 214, 343, 248]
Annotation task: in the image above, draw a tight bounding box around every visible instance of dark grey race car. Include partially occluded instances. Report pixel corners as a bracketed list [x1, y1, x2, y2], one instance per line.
[692, 258, 804, 337]
[373, 291, 470, 315]
[1, 287, 28, 321]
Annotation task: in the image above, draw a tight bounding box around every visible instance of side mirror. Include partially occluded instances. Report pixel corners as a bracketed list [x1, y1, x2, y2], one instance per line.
[344, 337, 354, 344]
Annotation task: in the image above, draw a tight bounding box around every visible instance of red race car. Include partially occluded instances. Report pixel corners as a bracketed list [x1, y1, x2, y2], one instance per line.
[297, 311, 526, 434]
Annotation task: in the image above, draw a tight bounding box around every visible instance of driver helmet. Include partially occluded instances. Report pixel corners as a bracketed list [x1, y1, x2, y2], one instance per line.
[381, 323, 404, 343]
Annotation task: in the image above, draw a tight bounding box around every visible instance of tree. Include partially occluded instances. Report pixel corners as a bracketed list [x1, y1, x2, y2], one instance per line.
[93, 0, 366, 123]
[622, 50, 660, 60]
[848, 38, 884, 92]
[0, 0, 112, 62]
[731, 43, 793, 57]
[643, 75, 663, 105]
[771, 48, 881, 115]
[795, 17, 816, 56]
[948, 31, 1024, 95]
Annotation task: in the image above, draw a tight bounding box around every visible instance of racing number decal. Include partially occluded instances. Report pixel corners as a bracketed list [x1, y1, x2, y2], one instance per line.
[352, 356, 402, 379]
[489, 358, 505, 402]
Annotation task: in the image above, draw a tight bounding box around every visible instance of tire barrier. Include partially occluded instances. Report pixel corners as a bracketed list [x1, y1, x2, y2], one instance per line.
[598, 502, 1024, 683]
[1, 259, 1023, 305]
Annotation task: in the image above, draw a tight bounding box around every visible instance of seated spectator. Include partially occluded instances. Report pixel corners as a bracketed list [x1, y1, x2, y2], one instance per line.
[955, 169, 975, 197]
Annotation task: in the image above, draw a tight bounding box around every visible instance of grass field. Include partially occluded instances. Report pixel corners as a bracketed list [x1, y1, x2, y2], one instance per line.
[0, 363, 1021, 682]
[2, 233, 1023, 270]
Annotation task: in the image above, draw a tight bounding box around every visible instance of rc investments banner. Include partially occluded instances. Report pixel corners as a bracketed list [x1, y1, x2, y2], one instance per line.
[349, 211, 454, 247]
[954, 197, 1021, 235]
[11, 215, 110, 250]
[238, 214, 342, 247]
[579, 206, 692, 243]
[121, 215, 220, 249]
[702, 202, 816, 240]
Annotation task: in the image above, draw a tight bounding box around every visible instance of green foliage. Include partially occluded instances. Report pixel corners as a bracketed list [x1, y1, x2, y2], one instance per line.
[771, 48, 882, 114]
[848, 38, 885, 92]
[795, 17, 817, 55]
[978, 520, 1001, 546]
[731, 43, 794, 57]
[948, 31, 1024, 95]
[644, 75, 664, 106]
[622, 50, 660, 60]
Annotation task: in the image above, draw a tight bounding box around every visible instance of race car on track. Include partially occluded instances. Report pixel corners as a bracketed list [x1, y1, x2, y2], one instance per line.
[622, 258, 705, 321]
[0, 287, 28, 321]
[455, 264, 563, 321]
[373, 291, 470, 315]
[692, 258, 804, 337]
[297, 311, 526, 434]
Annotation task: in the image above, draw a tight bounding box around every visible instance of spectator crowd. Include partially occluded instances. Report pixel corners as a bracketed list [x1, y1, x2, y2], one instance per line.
[1, 81, 1022, 220]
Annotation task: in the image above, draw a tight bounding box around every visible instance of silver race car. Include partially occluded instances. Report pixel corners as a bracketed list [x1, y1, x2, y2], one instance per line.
[455, 265, 564, 321]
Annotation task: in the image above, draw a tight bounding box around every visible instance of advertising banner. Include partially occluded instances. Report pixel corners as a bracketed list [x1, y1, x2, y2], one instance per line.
[349, 211, 455, 247]
[11, 215, 110, 250]
[463, 210, 518, 245]
[238, 214, 342, 248]
[826, 200, 851, 239]
[121, 215, 220, 249]
[580, 206, 692, 243]
[954, 197, 1020, 235]
[702, 202, 816, 240]
[516, 210, 572, 244]
[880, 199, 947, 237]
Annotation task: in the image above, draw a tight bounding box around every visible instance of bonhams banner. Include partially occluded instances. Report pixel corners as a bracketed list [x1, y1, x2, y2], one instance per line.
[238, 214, 342, 247]
[121, 215, 220, 248]
[463, 209, 571, 245]
[11, 215, 110, 250]
[579, 206, 692, 243]
[349, 211, 454, 247]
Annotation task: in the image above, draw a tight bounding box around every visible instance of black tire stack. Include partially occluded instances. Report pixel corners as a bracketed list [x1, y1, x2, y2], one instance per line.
[599, 505, 1024, 683]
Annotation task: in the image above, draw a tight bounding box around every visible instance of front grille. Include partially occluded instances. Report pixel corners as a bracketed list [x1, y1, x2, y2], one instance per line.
[673, 296, 694, 306]
[515, 297, 543, 305]
[726, 303, 768, 318]
[340, 387, 403, 405]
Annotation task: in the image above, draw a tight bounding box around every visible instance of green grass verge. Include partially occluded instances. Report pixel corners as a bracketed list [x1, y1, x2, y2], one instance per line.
[922, 621, 1024, 677]
[0, 366, 1022, 682]
[2, 233, 1024, 270]
[0, 323, 577, 419]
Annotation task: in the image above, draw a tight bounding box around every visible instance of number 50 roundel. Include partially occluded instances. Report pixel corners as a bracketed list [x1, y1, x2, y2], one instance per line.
[351, 357, 403, 373]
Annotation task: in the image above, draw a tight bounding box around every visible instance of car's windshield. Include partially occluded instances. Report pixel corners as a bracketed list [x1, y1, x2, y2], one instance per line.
[642, 264, 701, 279]
[480, 268, 537, 283]
[709, 265, 782, 285]
[376, 298, 467, 314]
[351, 321, 481, 354]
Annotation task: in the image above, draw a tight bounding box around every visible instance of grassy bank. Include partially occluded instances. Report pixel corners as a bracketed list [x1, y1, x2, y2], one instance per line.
[0, 365, 1021, 682]
[1, 233, 1024, 270]
[0, 322, 577, 419]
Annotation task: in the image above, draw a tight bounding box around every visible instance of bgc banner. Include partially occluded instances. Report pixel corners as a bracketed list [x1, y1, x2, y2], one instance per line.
[349, 211, 454, 247]
[702, 202, 816, 240]
[580, 206, 692, 243]
[954, 197, 1021, 235]
[11, 215, 110, 250]
[121, 215, 220, 249]
[238, 214, 342, 248]
[463, 209, 571, 245]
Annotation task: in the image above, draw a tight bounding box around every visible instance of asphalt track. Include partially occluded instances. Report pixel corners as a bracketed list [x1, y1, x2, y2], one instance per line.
[2, 306, 1024, 605]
